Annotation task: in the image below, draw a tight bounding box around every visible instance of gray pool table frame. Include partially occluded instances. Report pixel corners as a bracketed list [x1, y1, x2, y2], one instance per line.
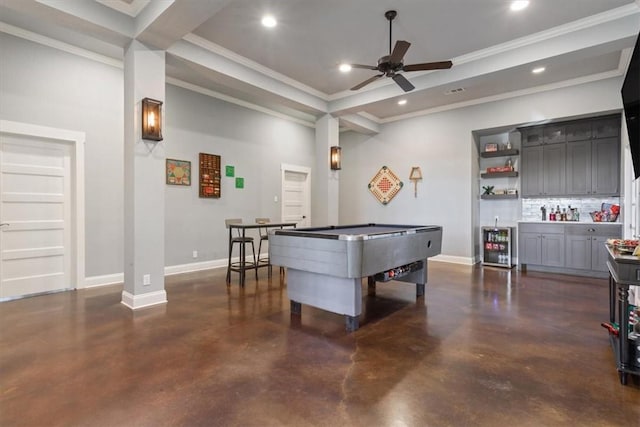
[269, 224, 443, 331]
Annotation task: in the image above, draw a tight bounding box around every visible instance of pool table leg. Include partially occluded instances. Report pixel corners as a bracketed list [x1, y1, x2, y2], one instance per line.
[290, 300, 301, 315]
[367, 276, 376, 296]
[345, 315, 359, 332]
[416, 283, 425, 297]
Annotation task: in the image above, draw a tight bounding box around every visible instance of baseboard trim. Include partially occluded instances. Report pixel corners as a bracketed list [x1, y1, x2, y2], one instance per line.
[85, 255, 473, 288]
[83, 273, 124, 288]
[121, 290, 167, 310]
[430, 255, 476, 265]
[164, 259, 226, 276]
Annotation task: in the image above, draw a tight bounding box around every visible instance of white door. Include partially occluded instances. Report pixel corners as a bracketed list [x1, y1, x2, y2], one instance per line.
[281, 164, 311, 227]
[0, 134, 72, 298]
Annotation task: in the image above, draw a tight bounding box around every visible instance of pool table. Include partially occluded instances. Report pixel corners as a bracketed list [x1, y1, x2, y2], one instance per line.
[269, 223, 443, 331]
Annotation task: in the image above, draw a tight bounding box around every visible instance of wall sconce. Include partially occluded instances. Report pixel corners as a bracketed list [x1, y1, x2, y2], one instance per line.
[330, 146, 341, 170]
[141, 97, 163, 141]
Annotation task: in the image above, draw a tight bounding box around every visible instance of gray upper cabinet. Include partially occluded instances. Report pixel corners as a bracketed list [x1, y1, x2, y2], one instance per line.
[520, 115, 620, 198]
[543, 124, 566, 144]
[592, 117, 619, 139]
[522, 126, 544, 147]
[566, 140, 591, 195]
[521, 146, 543, 196]
[543, 143, 566, 195]
[592, 137, 620, 195]
[566, 121, 592, 141]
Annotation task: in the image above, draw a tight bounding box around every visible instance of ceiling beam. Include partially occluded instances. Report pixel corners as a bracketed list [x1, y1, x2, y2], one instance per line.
[135, 0, 233, 50]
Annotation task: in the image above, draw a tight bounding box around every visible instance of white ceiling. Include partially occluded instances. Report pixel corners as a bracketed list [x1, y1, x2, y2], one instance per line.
[1, 0, 639, 128]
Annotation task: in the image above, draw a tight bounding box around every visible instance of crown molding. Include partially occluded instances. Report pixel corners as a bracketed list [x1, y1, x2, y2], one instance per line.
[166, 77, 316, 128]
[0, 21, 123, 68]
[380, 70, 623, 124]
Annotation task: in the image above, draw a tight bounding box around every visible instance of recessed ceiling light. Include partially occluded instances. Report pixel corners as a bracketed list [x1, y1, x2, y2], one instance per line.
[261, 15, 277, 28]
[532, 66, 546, 74]
[510, 1, 529, 11]
[398, 99, 407, 105]
[339, 63, 352, 73]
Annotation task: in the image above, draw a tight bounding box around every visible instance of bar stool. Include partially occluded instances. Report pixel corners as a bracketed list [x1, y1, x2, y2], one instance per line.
[225, 218, 257, 284]
[255, 217, 271, 276]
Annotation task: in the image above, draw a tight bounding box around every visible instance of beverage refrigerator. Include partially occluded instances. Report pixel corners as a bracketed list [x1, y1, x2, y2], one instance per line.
[482, 226, 514, 268]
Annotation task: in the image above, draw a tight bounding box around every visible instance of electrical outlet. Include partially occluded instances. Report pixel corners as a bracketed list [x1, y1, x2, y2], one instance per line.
[143, 274, 151, 286]
[193, 250, 198, 259]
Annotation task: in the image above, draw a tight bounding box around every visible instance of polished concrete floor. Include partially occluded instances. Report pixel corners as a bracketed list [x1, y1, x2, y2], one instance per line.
[1, 262, 638, 426]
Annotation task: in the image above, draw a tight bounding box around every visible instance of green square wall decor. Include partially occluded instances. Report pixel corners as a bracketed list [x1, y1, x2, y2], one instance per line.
[235, 177, 244, 189]
[225, 165, 235, 177]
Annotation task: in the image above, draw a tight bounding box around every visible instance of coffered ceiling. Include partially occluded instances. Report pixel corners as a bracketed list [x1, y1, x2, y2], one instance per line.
[1, 0, 639, 129]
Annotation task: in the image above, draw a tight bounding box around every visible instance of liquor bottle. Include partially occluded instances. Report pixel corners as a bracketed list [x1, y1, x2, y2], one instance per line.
[541, 205, 547, 221]
[550, 209, 556, 221]
[561, 208, 566, 221]
[566, 206, 573, 221]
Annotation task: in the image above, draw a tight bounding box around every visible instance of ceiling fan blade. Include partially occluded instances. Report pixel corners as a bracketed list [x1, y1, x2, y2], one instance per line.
[351, 74, 384, 91]
[389, 40, 411, 64]
[403, 60, 453, 72]
[350, 64, 379, 70]
[392, 74, 415, 92]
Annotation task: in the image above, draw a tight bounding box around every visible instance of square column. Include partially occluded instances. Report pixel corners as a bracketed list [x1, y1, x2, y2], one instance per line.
[121, 40, 167, 309]
[313, 114, 340, 225]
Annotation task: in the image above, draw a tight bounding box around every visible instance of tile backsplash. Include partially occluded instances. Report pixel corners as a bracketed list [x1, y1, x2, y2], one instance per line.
[521, 197, 621, 221]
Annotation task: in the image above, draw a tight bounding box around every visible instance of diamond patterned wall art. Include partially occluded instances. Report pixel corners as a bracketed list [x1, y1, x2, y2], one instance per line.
[368, 166, 403, 205]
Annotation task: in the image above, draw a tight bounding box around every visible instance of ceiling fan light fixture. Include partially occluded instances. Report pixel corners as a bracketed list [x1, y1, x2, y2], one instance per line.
[261, 15, 277, 28]
[339, 63, 352, 73]
[510, 1, 529, 12]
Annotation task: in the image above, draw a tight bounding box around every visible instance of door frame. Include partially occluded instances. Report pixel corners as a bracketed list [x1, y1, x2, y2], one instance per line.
[0, 120, 85, 289]
[280, 163, 311, 226]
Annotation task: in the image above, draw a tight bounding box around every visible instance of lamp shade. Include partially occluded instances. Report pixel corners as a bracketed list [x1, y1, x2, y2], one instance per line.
[141, 98, 163, 141]
[330, 146, 341, 170]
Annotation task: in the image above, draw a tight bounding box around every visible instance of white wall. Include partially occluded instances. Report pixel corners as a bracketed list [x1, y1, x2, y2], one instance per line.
[339, 77, 624, 262]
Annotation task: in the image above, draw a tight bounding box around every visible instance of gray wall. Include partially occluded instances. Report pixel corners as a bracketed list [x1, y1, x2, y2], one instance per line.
[339, 78, 624, 262]
[0, 33, 315, 278]
[164, 84, 315, 266]
[0, 33, 124, 277]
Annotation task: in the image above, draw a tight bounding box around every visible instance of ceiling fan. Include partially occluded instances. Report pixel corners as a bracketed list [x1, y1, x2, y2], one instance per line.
[349, 10, 453, 92]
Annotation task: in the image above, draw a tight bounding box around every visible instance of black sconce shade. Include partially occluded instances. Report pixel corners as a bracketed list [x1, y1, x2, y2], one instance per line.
[141, 97, 163, 141]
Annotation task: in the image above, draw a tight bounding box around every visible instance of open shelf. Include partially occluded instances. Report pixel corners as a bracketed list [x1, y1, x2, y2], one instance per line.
[481, 194, 518, 200]
[480, 149, 519, 158]
[481, 171, 518, 178]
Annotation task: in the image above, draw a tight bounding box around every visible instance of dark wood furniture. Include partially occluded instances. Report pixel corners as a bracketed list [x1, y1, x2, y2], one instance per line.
[605, 245, 640, 385]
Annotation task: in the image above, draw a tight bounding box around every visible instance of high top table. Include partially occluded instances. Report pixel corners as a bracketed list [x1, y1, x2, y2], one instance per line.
[227, 222, 296, 286]
[605, 244, 640, 385]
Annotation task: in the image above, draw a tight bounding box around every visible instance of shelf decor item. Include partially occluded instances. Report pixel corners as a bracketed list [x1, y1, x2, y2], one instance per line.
[166, 159, 191, 186]
[368, 166, 403, 205]
[409, 166, 422, 198]
[482, 185, 495, 195]
[484, 143, 498, 152]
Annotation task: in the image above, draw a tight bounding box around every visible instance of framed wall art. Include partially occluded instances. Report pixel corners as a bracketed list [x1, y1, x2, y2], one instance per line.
[368, 166, 403, 205]
[166, 159, 191, 186]
[199, 153, 221, 198]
